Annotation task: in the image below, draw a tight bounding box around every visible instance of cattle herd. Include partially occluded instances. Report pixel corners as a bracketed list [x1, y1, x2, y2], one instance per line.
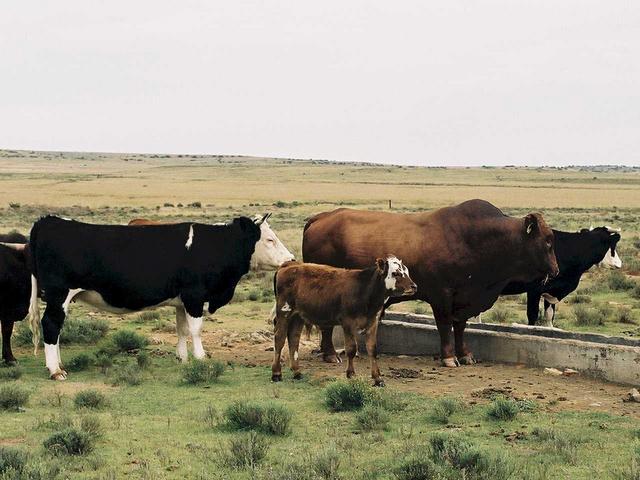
[0, 199, 623, 385]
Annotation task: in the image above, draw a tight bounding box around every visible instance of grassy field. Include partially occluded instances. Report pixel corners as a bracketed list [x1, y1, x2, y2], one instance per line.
[1, 150, 640, 479]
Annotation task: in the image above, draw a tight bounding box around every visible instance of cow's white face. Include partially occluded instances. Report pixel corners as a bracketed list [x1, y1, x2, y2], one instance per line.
[383, 255, 416, 296]
[251, 219, 294, 270]
[599, 247, 622, 269]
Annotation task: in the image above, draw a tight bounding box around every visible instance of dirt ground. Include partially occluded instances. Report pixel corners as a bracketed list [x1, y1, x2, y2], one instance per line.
[151, 326, 640, 419]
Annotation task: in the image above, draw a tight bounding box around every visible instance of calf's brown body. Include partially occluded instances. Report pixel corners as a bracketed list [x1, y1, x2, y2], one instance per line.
[271, 257, 415, 385]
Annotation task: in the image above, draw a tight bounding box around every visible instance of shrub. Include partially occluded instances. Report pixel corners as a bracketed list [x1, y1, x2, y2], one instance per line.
[136, 311, 160, 322]
[487, 396, 519, 421]
[0, 366, 23, 381]
[222, 432, 269, 469]
[111, 330, 148, 352]
[94, 353, 114, 375]
[247, 289, 261, 301]
[110, 363, 143, 386]
[487, 305, 512, 323]
[312, 446, 341, 480]
[136, 350, 151, 369]
[182, 359, 225, 384]
[355, 404, 390, 432]
[0, 384, 29, 411]
[632, 284, 640, 300]
[430, 396, 463, 424]
[74, 389, 107, 410]
[324, 380, 373, 412]
[66, 353, 92, 372]
[572, 305, 605, 326]
[79, 415, 103, 439]
[61, 318, 110, 344]
[429, 433, 474, 468]
[394, 456, 445, 480]
[0, 447, 28, 474]
[567, 293, 591, 304]
[224, 400, 292, 435]
[43, 428, 94, 456]
[413, 303, 428, 315]
[608, 271, 635, 291]
[614, 307, 637, 325]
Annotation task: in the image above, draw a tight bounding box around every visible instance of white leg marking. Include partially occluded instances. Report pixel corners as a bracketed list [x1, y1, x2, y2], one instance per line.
[544, 305, 554, 327]
[293, 350, 299, 361]
[281, 302, 291, 312]
[185, 225, 194, 250]
[186, 313, 205, 360]
[45, 340, 65, 379]
[175, 307, 189, 362]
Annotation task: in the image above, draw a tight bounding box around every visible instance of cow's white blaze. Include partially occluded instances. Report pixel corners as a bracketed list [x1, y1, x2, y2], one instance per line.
[250, 220, 294, 270]
[186, 313, 205, 360]
[599, 248, 622, 269]
[45, 340, 64, 378]
[185, 224, 194, 250]
[384, 256, 409, 290]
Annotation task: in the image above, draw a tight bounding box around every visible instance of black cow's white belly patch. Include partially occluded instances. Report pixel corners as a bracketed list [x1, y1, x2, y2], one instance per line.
[67, 289, 183, 314]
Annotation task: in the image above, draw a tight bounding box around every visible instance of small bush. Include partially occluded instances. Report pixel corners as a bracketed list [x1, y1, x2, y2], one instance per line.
[487, 305, 512, 323]
[394, 457, 446, 480]
[182, 359, 225, 384]
[312, 446, 341, 480]
[222, 431, 269, 469]
[572, 305, 605, 326]
[60, 318, 109, 344]
[66, 353, 92, 372]
[43, 428, 94, 456]
[0, 384, 29, 410]
[136, 350, 151, 369]
[79, 415, 103, 439]
[224, 400, 292, 435]
[0, 366, 23, 381]
[324, 380, 373, 412]
[487, 396, 519, 421]
[608, 271, 636, 291]
[431, 396, 464, 424]
[429, 433, 474, 468]
[0, 447, 28, 474]
[632, 284, 640, 300]
[136, 311, 160, 322]
[247, 289, 261, 301]
[413, 303, 428, 315]
[111, 330, 148, 352]
[94, 353, 114, 375]
[355, 404, 390, 432]
[74, 389, 107, 410]
[110, 363, 143, 386]
[614, 307, 637, 325]
[567, 294, 591, 304]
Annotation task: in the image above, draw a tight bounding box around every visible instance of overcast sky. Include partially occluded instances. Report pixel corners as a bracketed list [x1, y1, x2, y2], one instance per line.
[1, 1, 639, 166]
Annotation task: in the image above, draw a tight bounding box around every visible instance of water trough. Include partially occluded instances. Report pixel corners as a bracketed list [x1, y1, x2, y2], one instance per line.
[332, 311, 640, 386]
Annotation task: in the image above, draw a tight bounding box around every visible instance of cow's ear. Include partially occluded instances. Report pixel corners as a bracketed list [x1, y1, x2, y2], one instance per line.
[254, 213, 271, 226]
[376, 258, 388, 275]
[524, 214, 538, 235]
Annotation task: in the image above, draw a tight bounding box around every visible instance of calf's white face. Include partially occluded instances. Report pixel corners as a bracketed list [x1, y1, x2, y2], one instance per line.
[382, 255, 416, 296]
[251, 218, 294, 270]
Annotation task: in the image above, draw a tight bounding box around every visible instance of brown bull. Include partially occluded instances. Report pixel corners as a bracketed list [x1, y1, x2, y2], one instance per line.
[271, 256, 416, 385]
[302, 199, 559, 367]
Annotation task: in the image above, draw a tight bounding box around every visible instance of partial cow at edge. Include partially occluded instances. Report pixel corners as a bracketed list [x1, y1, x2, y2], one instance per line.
[302, 199, 559, 368]
[0, 231, 30, 364]
[271, 256, 416, 385]
[28, 213, 294, 380]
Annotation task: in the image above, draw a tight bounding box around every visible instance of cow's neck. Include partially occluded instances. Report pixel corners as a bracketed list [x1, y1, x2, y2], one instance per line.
[359, 267, 388, 315]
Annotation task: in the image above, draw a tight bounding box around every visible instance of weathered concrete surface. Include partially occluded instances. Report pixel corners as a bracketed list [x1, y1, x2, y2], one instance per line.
[332, 312, 640, 386]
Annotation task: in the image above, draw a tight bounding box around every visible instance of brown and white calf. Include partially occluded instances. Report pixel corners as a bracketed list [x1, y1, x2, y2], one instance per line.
[271, 256, 416, 386]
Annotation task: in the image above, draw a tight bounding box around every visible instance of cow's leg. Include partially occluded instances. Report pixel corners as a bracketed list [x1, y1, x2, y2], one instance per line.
[453, 320, 474, 365]
[287, 315, 305, 380]
[175, 306, 189, 363]
[42, 290, 68, 380]
[527, 293, 541, 326]
[343, 325, 357, 379]
[542, 299, 556, 327]
[320, 326, 341, 363]
[1, 320, 17, 364]
[365, 319, 383, 386]
[182, 299, 206, 360]
[271, 312, 289, 382]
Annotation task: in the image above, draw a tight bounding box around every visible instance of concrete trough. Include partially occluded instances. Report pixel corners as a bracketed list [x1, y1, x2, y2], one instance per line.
[332, 311, 640, 386]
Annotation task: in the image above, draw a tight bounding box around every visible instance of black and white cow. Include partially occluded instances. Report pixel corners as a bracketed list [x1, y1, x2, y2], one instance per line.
[0, 232, 30, 364]
[27, 214, 294, 379]
[500, 226, 622, 326]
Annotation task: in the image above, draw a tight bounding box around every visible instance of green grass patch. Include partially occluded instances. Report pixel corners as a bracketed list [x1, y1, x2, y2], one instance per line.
[324, 379, 374, 412]
[487, 396, 520, 421]
[43, 428, 94, 456]
[0, 366, 23, 381]
[73, 389, 108, 410]
[355, 404, 390, 432]
[110, 330, 148, 352]
[182, 359, 225, 384]
[0, 384, 29, 411]
[223, 400, 292, 435]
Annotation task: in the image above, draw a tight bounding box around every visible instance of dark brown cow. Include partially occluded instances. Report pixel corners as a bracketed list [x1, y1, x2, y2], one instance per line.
[302, 199, 559, 367]
[271, 256, 416, 385]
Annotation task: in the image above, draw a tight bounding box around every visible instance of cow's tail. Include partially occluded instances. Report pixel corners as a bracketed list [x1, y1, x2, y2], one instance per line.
[28, 274, 41, 355]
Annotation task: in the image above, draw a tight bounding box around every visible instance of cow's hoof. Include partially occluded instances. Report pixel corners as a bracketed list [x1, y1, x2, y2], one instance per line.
[292, 372, 303, 380]
[323, 354, 342, 364]
[373, 379, 385, 387]
[346, 371, 355, 379]
[441, 357, 460, 368]
[50, 370, 67, 381]
[271, 374, 282, 382]
[458, 354, 476, 365]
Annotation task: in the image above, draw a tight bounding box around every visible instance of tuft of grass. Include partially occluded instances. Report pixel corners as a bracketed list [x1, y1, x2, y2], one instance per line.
[632, 284, 640, 300]
[487, 305, 512, 323]
[312, 446, 341, 480]
[413, 303, 428, 315]
[487, 396, 520, 421]
[567, 293, 591, 304]
[224, 400, 292, 435]
[0, 447, 28, 475]
[222, 431, 269, 469]
[79, 415, 104, 439]
[0, 384, 30, 411]
[572, 305, 606, 326]
[614, 307, 637, 325]
[324, 379, 373, 412]
[354, 404, 390, 432]
[110, 363, 143, 386]
[531, 427, 587, 465]
[136, 311, 160, 322]
[73, 389, 108, 410]
[608, 271, 636, 291]
[43, 428, 94, 456]
[430, 396, 464, 424]
[111, 330, 148, 352]
[94, 352, 114, 375]
[66, 353, 93, 372]
[136, 350, 151, 369]
[182, 359, 225, 384]
[0, 366, 23, 381]
[393, 456, 445, 480]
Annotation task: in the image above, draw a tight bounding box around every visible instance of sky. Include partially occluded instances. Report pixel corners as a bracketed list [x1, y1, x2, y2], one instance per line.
[1, 1, 639, 166]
